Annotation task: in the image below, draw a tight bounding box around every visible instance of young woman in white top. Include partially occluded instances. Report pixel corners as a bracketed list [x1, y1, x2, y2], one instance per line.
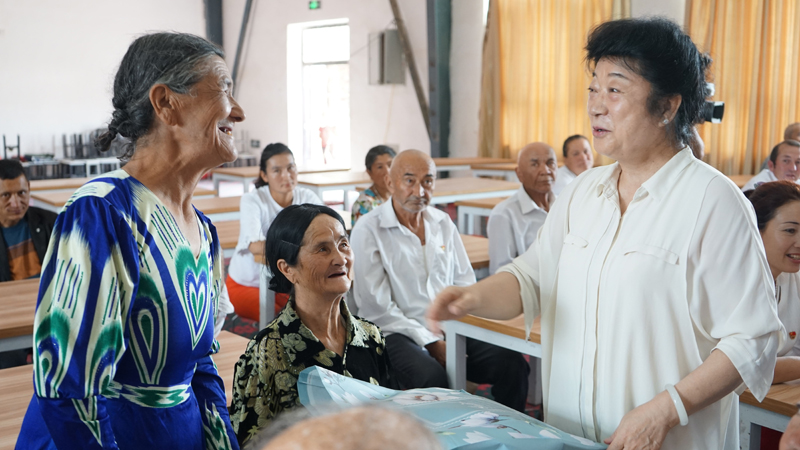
[745, 181, 800, 383]
[226, 143, 323, 320]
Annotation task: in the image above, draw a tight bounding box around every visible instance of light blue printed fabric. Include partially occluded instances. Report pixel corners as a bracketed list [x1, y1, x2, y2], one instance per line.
[298, 366, 606, 450]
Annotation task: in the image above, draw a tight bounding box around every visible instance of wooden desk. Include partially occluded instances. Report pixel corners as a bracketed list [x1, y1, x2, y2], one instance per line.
[193, 196, 241, 222]
[433, 157, 514, 172]
[297, 172, 372, 210]
[31, 187, 217, 213]
[729, 174, 750, 189]
[0, 330, 248, 449]
[29, 177, 92, 193]
[461, 234, 490, 279]
[214, 220, 239, 259]
[455, 197, 508, 235]
[739, 383, 800, 449]
[445, 315, 542, 390]
[431, 177, 519, 205]
[211, 166, 349, 195]
[470, 163, 519, 182]
[0, 279, 38, 353]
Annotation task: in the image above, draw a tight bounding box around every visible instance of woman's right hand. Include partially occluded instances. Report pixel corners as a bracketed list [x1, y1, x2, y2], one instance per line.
[426, 286, 480, 335]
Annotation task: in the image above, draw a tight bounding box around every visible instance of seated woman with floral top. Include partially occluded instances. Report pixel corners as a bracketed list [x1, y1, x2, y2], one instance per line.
[351, 145, 396, 226]
[228, 203, 390, 446]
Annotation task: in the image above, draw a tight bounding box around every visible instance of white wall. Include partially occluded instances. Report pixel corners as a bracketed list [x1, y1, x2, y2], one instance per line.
[223, 0, 430, 171]
[448, 0, 484, 159]
[0, 0, 206, 156]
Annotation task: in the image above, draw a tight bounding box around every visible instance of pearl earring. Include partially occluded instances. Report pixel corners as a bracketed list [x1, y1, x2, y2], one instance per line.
[662, 119, 669, 125]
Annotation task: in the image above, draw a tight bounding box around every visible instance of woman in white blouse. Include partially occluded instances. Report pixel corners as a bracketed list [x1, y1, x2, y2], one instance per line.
[745, 181, 800, 383]
[226, 143, 323, 320]
[428, 18, 782, 450]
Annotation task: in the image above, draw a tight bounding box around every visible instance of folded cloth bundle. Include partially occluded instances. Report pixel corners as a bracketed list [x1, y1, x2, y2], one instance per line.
[297, 366, 606, 450]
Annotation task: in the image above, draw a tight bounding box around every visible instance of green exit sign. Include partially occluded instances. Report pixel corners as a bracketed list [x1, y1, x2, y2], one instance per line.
[309, 1, 321, 9]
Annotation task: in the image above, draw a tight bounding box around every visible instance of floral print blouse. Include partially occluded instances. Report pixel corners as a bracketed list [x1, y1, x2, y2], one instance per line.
[228, 299, 390, 446]
[350, 186, 386, 226]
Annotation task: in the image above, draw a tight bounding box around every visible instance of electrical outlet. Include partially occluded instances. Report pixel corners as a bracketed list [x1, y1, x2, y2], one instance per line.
[250, 139, 261, 148]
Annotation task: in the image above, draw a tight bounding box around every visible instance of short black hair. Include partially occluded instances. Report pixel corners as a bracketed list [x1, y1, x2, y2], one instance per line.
[0, 159, 27, 182]
[769, 140, 800, 165]
[254, 143, 294, 188]
[265, 204, 346, 294]
[94, 32, 225, 158]
[562, 135, 589, 158]
[364, 145, 397, 171]
[585, 17, 711, 148]
[745, 180, 800, 231]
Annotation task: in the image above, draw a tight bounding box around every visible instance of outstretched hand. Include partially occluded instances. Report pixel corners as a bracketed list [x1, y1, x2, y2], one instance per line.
[426, 286, 480, 335]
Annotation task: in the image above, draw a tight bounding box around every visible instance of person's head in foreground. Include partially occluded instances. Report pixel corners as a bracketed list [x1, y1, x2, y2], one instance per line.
[516, 142, 557, 209]
[248, 406, 442, 450]
[254, 143, 297, 195]
[586, 18, 711, 163]
[745, 181, 800, 280]
[768, 140, 800, 182]
[785, 123, 800, 142]
[561, 135, 594, 176]
[365, 145, 396, 197]
[95, 32, 244, 166]
[387, 149, 436, 215]
[267, 204, 352, 298]
[0, 159, 30, 228]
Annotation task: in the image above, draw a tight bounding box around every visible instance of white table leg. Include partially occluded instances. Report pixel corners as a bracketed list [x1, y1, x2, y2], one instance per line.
[445, 322, 468, 391]
[259, 266, 275, 330]
[739, 402, 789, 450]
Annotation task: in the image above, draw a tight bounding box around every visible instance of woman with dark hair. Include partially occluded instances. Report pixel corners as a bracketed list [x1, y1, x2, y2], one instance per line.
[350, 145, 396, 226]
[226, 143, 322, 320]
[228, 204, 389, 446]
[17, 33, 244, 449]
[428, 18, 781, 449]
[745, 182, 800, 384]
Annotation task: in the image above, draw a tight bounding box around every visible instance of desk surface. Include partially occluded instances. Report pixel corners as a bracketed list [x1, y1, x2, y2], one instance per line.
[31, 187, 216, 207]
[461, 234, 489, 269]
[212, 166, 348, 177]
[455, 196, 508, 209]
[0, 330, 249, 449]
[0, 279, 38, 341]
[729, 174, 750, 188]
[434, 177, 519, 197]
[457, 314, 541, 344]
[433, 157, 513, 167]
[740, 383, 800, 417]
[193, 196, 241, 215]
[470, 163, 518, 171]
[214, 220, 239, 250]
[297, 171, 372, 187]
[29, 177, 92, 191]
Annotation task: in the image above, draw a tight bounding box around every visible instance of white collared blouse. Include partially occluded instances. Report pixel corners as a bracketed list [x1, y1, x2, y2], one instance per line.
[351, 201, 476, 347]
[487, 187, 549, 274]
[552, 165, 578, 195]
[501, 148, 782, 449]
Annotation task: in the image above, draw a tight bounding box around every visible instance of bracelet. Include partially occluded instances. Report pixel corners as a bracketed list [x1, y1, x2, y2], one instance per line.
[665, 384, 688, 426]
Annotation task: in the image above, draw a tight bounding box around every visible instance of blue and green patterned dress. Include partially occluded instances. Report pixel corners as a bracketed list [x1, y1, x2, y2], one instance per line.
[16, 170, 239, 450]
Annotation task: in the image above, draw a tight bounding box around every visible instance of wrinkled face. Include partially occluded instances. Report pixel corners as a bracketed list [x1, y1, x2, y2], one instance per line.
[769, 144, 800, 182]
[178, 56, 245, 165]
[388, 157, 435, 214]
[0, 175, 30, 228]
[367, 154, 393, 192]
[588, 58, 666, 163]
[283, 214, 353, 297]
[761, 201, 800, 278]
[564, 138, 594, 175]
[516, 146, 557, 195]
[262, 153, 298, 196]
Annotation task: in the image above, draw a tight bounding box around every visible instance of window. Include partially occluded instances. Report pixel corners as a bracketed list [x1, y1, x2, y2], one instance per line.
[287, 20, 351, 170]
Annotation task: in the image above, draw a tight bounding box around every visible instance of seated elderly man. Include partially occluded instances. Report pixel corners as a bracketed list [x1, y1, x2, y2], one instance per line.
[743, 139, 800, 191]
[488, 142, 556, 274]
[760, 123, 800, 170]
[551, 134, 593, 195]
[352, 149, 528, 411]
[0, 159, 57, 282]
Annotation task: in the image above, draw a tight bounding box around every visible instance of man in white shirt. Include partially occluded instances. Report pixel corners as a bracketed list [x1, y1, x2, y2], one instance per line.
[351, 150, 528, 411]
[743, 140, 800, 191]
[552, 135, 593, 195]
[488, 142, 556, 274]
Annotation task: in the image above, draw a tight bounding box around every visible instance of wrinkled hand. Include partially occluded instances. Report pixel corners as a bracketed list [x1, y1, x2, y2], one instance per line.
[425, 340, 447, 367]
[605, 392, 678, 450]
[426, 286, 479, 335]
[781, 414, 800, 449]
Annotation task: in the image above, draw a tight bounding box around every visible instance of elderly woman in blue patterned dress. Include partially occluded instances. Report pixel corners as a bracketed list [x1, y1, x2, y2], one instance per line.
[350, 145, 396, 226]
[17, 33, 245, 449]
[229, 204, 389, 446]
